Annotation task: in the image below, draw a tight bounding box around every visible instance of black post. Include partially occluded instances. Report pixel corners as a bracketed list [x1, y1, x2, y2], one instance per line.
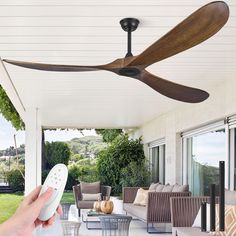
[219, 161, 225, 231]
[210, 184, 216, 232]
[201, 202, 207, 232]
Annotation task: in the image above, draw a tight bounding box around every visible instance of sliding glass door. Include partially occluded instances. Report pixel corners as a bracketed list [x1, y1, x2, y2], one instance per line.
[148, 141, 165, 184]
[183, 123, 226, 196]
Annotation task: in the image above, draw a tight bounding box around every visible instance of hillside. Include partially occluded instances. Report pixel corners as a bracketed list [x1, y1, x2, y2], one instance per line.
[63, 135, 106, 158]
[0, 135, 106, 159]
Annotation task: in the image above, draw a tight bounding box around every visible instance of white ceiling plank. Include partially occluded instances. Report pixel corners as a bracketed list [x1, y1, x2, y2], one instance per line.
[0, 5, 234, 17]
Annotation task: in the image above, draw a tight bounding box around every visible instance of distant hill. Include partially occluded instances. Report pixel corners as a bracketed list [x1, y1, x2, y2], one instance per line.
[64, 135, 107, 158]
[0, 135, 106, 159]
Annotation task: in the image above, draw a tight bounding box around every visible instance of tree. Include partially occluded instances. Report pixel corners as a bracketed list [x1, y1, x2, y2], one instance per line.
[97, 134, 145, 194]
[45, 141, 70, 169]
[96, 129, 123, 143]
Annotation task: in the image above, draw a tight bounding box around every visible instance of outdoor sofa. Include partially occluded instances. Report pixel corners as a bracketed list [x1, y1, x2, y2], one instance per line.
[123, 185, 191, 233]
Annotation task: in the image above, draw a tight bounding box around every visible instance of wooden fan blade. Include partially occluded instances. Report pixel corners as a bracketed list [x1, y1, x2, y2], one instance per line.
[134, 70, 209, 103]
[3, 59, 109, 72]
[128, 1, 229, 68]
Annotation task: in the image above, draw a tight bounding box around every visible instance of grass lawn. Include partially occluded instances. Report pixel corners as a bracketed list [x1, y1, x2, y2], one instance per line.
[0, 193, 23, 224]
[0, 191, 74, 224]
[61, 191, 74, 204]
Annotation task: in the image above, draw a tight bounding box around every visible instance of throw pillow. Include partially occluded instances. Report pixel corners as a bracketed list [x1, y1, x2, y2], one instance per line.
[156, 184, 165, 192]
[212, 204, 236, 236]
[162, 184, 174, 192]
[192, 203, 211, 232]
[149, 182, 159, 191]
[225, 190, 236, 205]
[133, 188, 149, 206]
[172, 183, 189, 192]
[82, 193, 102, 201]
[80, 181, 100, 194]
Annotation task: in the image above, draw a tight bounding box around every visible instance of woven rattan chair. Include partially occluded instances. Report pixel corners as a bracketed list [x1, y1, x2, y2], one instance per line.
[99, 215, 132, 236]
[61, 221, 81, 236]
[60, 203, 72, 220]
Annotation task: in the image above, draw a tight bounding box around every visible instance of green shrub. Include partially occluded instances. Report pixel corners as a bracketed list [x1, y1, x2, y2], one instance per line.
[120, 161, 150, 187]
[66, 161, 99, 189]
[45, 141, 70, 169]
[96, 129, 123, 143]
[97, 134, 145, 195]
[6, 169, 24, 192]
[66, 167, 79, 190]
[42, 169, 50, 183]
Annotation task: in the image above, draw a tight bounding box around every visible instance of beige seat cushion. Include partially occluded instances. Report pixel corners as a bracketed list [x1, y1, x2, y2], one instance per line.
[156, 184, 165, 192]
[175, 227, 209, 236]
[225, 190, 236, 204]
[172, 184, 189, 192]
[149, 183, 159, 191]
[80, 181, 100, 194]
[133, 188, 149, 206]
[82, 193, 101, 201]
[162, 184, 174, 192]
[123, 203, 147, 221]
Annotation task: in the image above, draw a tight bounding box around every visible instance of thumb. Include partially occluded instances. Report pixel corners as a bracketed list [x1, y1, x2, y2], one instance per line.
[33, 187, 53, 211]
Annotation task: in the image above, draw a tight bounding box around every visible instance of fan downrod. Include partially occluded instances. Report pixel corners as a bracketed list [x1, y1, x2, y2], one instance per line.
[119, 18, 140, 76]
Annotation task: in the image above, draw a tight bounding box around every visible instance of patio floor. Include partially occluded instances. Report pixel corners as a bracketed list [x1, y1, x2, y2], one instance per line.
[78, 220, 172, 236]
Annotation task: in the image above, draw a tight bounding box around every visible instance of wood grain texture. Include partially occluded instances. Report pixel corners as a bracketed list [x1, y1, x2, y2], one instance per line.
[128, 1, 230, 68]
[133, 70, 209, 103]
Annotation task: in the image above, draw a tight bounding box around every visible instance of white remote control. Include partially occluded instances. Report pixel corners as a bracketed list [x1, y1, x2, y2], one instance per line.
[38, 164, 68, 221]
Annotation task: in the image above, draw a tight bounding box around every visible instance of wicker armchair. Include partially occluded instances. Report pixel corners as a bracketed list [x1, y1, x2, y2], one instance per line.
[123, 187, 191, 233]
[73, 184, 111, 217]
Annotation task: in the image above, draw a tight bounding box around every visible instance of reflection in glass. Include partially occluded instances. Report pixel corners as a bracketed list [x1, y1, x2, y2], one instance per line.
[149, 145, 165, 184]
[187, 129, 225, 196]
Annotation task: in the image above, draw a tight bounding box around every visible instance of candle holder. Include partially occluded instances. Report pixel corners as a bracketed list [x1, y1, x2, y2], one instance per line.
[210, 184, 216, 232]
[201, 201, 207, 232]
[219, 161, 225, 231]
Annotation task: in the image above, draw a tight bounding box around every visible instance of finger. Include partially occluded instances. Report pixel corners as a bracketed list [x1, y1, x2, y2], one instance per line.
[35, 219, 43, 228]
[47, 214, 56, 225]
[33, 187, 53, 211]
[42, 216, 55, 228]
[23, 186, 42, 205]
[56, 205, 63, 215]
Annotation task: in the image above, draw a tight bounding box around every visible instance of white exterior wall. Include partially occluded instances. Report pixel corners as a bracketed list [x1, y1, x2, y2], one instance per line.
[131, 79, 236, 184]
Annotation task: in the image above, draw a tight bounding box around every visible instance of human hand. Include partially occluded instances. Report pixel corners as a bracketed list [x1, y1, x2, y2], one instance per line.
[0, 186, 62, 236]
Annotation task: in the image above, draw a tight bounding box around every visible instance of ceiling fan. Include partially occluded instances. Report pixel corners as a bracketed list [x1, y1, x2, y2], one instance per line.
[3, 1, 229, 103]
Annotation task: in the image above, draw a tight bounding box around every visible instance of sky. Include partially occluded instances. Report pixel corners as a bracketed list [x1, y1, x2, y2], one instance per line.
[0, 114, 97, 150]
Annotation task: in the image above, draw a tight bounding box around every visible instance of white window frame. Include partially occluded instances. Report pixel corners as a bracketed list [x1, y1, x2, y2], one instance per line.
[148, 138, 166, 184]
[181, 120, 229, 191]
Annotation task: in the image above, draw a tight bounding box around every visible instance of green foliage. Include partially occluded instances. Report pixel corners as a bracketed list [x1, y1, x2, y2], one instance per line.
[120, 160, 150, 187]
[70, 153, 84, 163]
[0, 85, 24, 130]
[66, 160, 99, 190]
[97, 134, 145, 194]
[6, 169, 24, 192]
[45, 141, 70, 169]
[96, 129, 123, 143]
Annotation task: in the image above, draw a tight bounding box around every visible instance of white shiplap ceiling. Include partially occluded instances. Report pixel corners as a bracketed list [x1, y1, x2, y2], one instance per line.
[1, 0, 236, 128]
